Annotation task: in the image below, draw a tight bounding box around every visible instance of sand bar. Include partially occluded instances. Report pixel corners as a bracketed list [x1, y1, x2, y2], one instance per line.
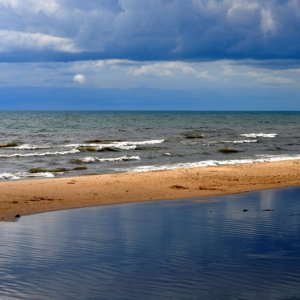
[1, 159, 300, 221]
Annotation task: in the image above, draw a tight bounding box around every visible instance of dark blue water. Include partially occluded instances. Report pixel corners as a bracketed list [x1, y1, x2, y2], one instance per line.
[0, 187, 300, 299]
[0, 111, 300, 180]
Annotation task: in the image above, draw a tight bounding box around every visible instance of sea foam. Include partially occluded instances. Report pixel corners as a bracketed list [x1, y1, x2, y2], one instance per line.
[207, 140, 258, 145]
[12, 144, 51, 150]
[0, 172, 54, 180]
[122, 154, 300, 173]
[0, 149, 80, 158]
[77, 156, 141, 163]
[241, 133, 277, 138]
[66, 140, 165, 151]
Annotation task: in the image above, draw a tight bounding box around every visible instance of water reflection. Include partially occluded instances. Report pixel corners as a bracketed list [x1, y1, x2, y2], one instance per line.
[0, 187, 300, 299]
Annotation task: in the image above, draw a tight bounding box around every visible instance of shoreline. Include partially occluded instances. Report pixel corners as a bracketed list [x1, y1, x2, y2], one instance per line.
[1, 159, 300, 221]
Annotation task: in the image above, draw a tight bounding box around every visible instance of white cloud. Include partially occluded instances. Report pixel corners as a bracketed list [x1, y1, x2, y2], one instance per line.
[0, 30, 78, 53]
[73, 73, 86, 84]
[129, 63, 173, 77]
[0, 59, 299, 90]
[128, 62, 214, 80]
[94, 59, 136, 67]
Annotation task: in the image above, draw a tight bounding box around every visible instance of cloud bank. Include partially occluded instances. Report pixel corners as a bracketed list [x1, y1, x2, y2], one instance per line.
[0, 0, 299, 62]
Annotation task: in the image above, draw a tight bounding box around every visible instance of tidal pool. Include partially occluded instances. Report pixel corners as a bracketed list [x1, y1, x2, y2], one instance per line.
[0, 187, 300, 299]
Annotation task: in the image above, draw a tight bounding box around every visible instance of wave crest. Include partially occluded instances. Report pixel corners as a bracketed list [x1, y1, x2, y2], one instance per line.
[12, 144, 51, 150]
[0, 172, 54, 180]
[241, 133, 277, 138]
[76, 156, 141, 163]
[66, 139, 165, 151]
[0, 149, 79, 158]
[122, 154, 300, 173]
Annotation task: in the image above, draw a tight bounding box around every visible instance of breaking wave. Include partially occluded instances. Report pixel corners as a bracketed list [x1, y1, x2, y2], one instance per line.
[76, 156, 141, 163]
[0, 172, 54, 180]
[12, 144, 51, 150]
[207, 140, 258, 145]
[66, 140, 165, 151]
[241, 133, 277, 138]
[122, 154, 300, 173]
[0, 149, 80, 158]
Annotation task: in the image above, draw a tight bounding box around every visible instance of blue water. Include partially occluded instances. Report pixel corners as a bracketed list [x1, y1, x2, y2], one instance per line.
[0, 111, 300, 180]
[0, 187, 300, 299]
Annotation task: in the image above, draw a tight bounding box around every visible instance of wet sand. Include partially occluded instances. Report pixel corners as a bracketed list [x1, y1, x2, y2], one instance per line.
[1, 160, 300, 221]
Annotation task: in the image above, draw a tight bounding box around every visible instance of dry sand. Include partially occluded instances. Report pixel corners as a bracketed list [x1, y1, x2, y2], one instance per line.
[1, 159, 300, 221]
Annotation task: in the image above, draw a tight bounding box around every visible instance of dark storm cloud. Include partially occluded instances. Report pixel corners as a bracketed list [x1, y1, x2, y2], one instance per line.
[0, 0, 299, 62]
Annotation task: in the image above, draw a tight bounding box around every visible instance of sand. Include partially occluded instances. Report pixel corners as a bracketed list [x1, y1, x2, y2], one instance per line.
[1, 159, 300, 221]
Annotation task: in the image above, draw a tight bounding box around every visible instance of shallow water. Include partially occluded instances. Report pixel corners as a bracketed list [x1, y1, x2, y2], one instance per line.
[0, 187, 300, 299]
[1, 111, 300, 180]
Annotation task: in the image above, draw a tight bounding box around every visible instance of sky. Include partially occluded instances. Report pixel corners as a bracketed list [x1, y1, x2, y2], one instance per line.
[0, 0, 299, 110]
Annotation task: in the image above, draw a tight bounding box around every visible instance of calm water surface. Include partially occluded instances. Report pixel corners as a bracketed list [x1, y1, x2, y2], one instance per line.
[0, 187, 300, 299]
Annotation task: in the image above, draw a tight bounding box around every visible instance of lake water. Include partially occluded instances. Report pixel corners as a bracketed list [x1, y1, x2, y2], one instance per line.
[1, 111, 300, 180]
[0, 187, 300, 299]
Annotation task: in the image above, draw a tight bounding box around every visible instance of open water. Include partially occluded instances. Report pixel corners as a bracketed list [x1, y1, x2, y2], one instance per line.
[0, 111, 300, 180]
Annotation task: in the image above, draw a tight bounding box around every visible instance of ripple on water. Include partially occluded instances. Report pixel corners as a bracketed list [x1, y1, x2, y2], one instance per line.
[0, 187, 300, 299]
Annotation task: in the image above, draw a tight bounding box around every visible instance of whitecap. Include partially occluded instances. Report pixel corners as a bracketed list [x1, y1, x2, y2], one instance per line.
[80, 157, 98, 163]
[66, 139, 165, 151]
[78, 156, 141, 163]
[121, 154, 300, 173]
[241, 133, 277, 138]
[12, 144, 51, 150]
[0, 148, 80, 158]
[0, 172, 54, 180]
[207, 140, 258, 145]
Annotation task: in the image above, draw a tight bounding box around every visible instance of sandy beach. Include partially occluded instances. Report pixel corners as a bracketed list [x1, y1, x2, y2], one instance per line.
[1, 159, 300, 221]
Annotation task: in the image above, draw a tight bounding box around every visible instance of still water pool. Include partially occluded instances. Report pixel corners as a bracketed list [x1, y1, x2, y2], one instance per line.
[0, 187, 300, 299]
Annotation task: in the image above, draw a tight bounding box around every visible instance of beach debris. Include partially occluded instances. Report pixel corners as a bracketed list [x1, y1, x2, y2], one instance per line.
[218, 147, 240, 154]
[171, 185, 189, 190]
[15, 214, 20, 219]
